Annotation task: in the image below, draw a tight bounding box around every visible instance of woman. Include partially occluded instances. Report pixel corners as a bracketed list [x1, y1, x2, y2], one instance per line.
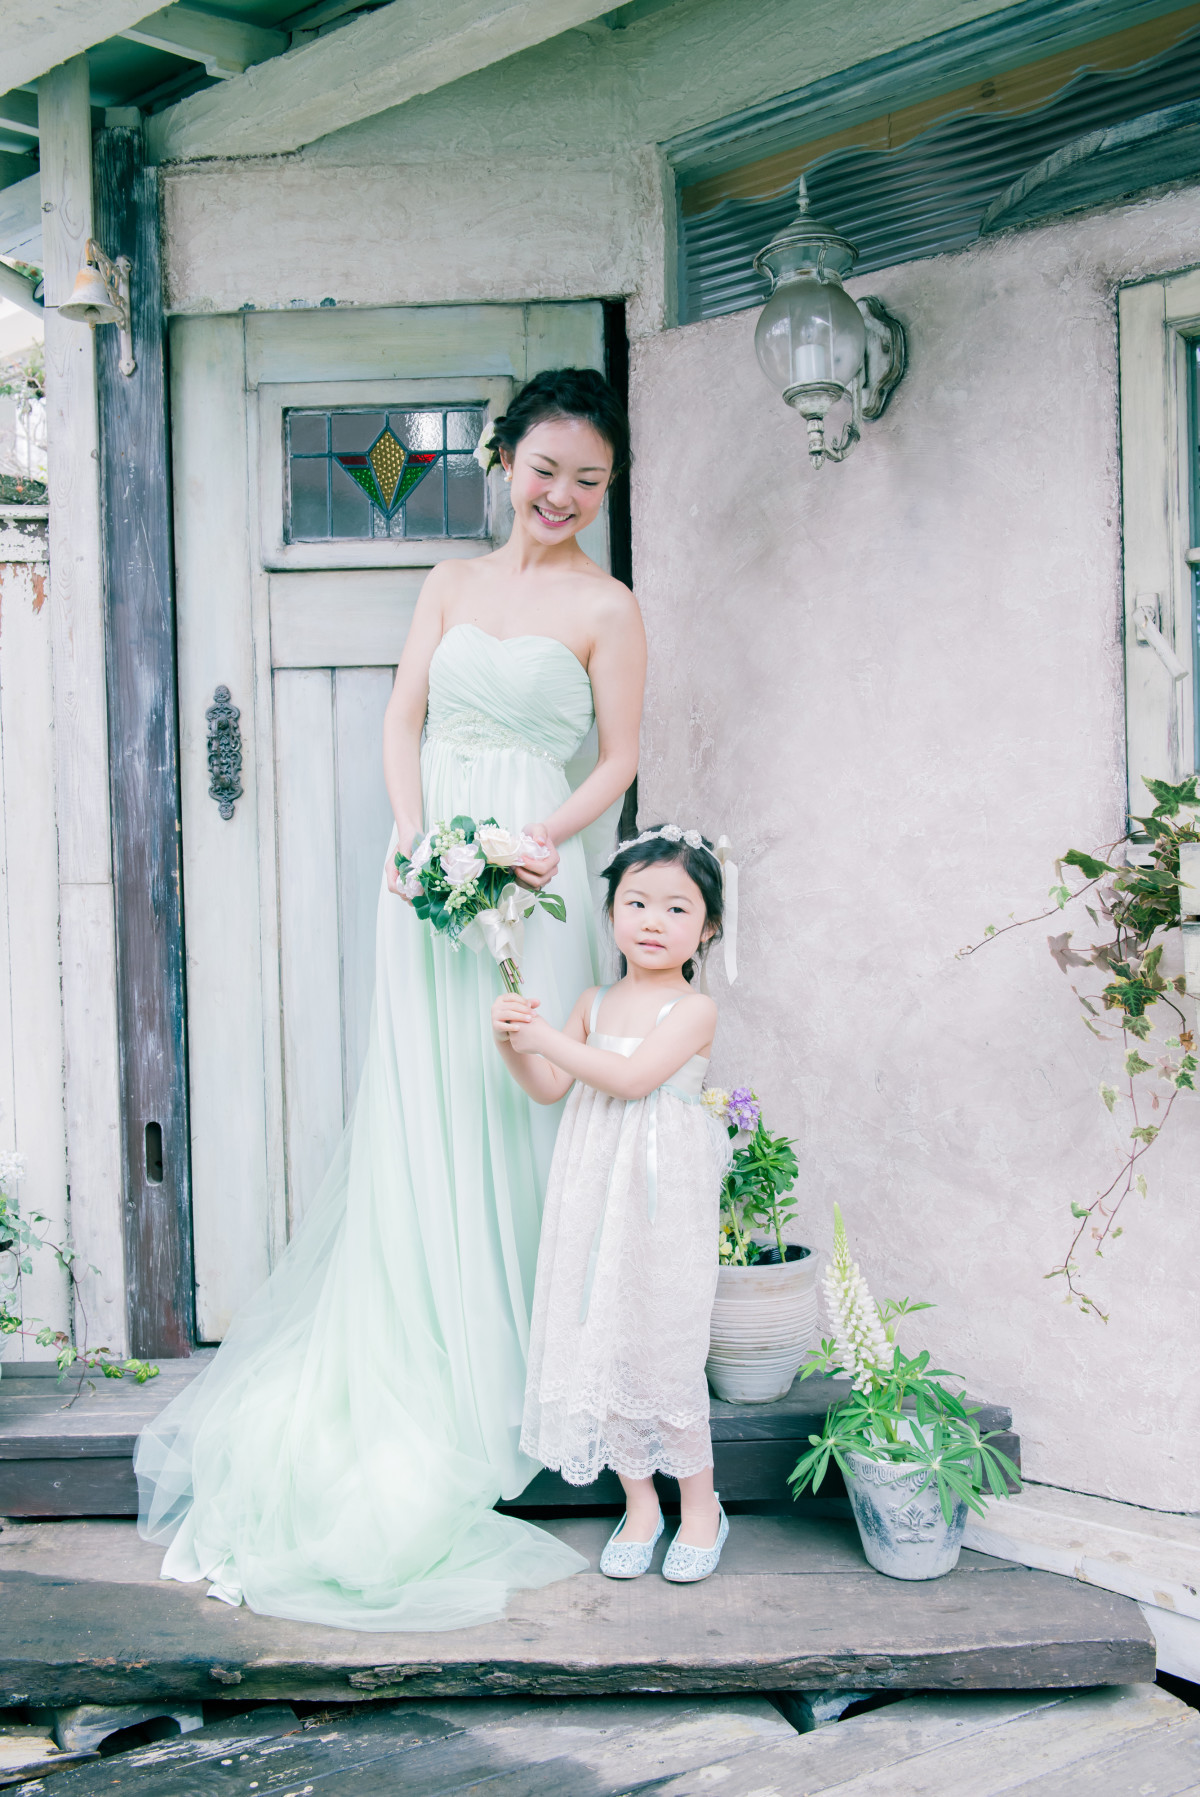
[135, 369, 645, 1632]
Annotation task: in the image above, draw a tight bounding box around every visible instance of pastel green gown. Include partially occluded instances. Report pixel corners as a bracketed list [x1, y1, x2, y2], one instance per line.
[135, 625, 606, 1631]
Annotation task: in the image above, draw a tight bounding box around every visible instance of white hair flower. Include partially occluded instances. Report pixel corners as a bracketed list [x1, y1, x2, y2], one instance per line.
[822, 1204, 891, 1393]
[661, 825, 683, 842]
[473, 422, 499, 473]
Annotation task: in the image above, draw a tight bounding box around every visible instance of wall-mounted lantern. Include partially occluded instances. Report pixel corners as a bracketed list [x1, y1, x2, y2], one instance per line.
[753, 178, 905, 467]
[59, 238, 135, 377]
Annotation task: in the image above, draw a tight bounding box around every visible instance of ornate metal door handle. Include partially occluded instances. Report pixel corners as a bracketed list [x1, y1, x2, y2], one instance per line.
[206, 685, 243, 820]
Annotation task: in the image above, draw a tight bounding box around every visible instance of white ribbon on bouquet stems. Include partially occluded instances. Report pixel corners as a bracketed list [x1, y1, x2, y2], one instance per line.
[459, 881, 544, 993]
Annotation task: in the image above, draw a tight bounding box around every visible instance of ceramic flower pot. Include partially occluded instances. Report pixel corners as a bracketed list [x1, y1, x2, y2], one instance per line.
[843, 1447, 968, 1579]
[705, 1245, 817, 1403]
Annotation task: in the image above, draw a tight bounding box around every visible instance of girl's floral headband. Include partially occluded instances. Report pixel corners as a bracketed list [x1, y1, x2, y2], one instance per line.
[615, 825, 739, 986]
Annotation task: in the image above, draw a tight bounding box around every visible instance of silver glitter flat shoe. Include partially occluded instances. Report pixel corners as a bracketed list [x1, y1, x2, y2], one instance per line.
[661, 1501, 729, 1583]
[599, 1510, 664, 1579]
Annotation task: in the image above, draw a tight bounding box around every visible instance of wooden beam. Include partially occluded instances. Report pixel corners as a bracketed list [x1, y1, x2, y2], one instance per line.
[0, 171, 44, 263]
[0, 90, 39, 137]
[121, 6, 287, 78]
[5, 3, 158, 93]
[38, 57, 129, 1360]
[93, 128, 194, 1359]
[149, 0, 620, 160]
[0, 258, 41, 315]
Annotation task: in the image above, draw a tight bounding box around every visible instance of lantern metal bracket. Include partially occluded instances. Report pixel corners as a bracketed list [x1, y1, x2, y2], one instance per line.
[858, 296, 906, 422]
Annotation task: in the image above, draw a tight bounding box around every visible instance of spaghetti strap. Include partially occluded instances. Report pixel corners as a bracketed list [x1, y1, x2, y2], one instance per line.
[589, 985, 611, 1034]
[654, 998, 681, 1027]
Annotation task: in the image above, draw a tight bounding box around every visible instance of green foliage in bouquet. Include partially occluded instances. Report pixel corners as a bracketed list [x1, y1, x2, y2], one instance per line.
[395, 815, 565, 992]
[788, 1207, 1020, 1522]
[0, 1154, 158, 1395]
[704, 1087, 800, 1265]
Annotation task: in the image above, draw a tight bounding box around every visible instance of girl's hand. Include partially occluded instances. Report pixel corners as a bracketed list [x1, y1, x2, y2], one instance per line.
[514, 822, 560, 890]
[492, 993, 541, 1046]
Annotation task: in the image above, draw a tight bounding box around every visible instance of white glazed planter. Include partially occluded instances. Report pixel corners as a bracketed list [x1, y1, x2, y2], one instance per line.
[844, 1445, 969, 1580]
[705, 1247, 818, 1403]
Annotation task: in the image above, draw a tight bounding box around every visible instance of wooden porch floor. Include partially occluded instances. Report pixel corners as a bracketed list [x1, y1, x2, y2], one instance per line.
[5, 1684, 1196, 1797]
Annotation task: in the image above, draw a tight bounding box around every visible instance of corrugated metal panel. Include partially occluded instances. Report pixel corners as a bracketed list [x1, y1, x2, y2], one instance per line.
[680, 26, 1200, 323]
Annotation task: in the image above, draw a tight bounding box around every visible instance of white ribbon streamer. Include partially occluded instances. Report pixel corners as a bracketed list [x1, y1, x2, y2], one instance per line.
[459, 881, 539, 973]
[716, 835, 738, 985]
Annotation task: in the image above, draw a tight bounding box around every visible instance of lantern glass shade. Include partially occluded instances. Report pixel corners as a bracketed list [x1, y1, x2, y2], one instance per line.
[754, 273, 867, 400]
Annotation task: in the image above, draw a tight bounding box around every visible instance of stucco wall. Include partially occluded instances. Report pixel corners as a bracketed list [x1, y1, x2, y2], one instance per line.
[632, 185, 1200, 1512]
[162, 0, 1024, 335]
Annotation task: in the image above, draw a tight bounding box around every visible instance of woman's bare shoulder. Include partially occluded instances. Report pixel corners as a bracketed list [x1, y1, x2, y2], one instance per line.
[585, 569, 644, 639]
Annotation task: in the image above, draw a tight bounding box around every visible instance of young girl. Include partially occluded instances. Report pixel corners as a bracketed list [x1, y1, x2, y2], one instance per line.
[491, 825, 730, 1583]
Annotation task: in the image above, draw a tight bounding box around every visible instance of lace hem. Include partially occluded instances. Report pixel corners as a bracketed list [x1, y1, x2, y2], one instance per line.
[522, 1401, 713, 1485]
[425, 710, 564, 766]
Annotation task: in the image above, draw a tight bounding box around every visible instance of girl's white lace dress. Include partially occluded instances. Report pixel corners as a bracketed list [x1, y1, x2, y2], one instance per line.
[521, 986, 726, 1484]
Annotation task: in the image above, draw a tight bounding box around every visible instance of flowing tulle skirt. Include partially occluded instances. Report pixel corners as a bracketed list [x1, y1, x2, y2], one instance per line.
[136, 728, 604, 1631]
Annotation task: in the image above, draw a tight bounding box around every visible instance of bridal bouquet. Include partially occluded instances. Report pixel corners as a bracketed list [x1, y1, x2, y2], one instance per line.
[395, 816, 565, 992]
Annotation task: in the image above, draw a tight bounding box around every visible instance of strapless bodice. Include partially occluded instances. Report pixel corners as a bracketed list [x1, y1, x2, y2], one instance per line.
[426, 624, 595, 768]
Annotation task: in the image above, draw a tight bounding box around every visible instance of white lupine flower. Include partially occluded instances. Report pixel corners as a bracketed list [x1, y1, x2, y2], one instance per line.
[823, 1204, 891, 1392]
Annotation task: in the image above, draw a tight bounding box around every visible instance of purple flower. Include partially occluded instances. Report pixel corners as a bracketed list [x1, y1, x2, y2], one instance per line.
[726, 1086, 760, 1133]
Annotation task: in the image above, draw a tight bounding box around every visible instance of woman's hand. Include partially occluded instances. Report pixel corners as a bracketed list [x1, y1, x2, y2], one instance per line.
[491, 993, 542, 1050]
[514, 822, 560, 890]
[386, 853, 412, 902]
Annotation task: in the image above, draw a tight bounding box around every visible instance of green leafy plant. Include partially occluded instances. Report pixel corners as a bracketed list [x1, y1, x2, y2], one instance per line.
[788, 1206, 1020, 1522]
[0, 1153, 157, 1396]
[961, 775, 1200, 1318]
[704, 1087, 800, 1264]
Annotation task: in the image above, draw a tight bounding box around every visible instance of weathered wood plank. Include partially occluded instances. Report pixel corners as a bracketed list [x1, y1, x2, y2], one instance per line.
[0, 535, 70, 1358]
[333, 668, 396, 1109]
[39, 56, 128, 1359]
[31, 1694, 794, 1797]
[269, 573, 419, 668]
[171, 316, 273, 1343]
[273, 670, 344, 1232]
[0, 1456, 137, 1517]
[0, 1514, 1156, 1706]
[630, 1685, 1197, 1796]
[93, 128, 194, 1360]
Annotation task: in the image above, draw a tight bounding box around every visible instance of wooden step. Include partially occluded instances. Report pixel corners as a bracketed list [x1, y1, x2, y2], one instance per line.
[0, 1357, 1019, 1518]
[0, 1510, 1154, 1707]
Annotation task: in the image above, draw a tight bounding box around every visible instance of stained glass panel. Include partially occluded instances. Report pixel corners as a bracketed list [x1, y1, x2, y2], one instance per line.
[285, 407, 487, 541]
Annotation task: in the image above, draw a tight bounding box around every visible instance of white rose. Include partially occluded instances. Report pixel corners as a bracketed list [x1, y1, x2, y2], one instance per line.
[441, 840, 485, 887]
[409, 831, 435, 873]
[401, 870, 423, 900]
[476, 823, 525, 867]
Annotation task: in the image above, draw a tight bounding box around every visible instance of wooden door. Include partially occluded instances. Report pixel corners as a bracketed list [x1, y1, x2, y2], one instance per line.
[171, 304, 607, 1340]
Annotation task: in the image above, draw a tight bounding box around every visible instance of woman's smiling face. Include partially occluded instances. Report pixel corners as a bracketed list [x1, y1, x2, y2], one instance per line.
[502, 415, 613, 546]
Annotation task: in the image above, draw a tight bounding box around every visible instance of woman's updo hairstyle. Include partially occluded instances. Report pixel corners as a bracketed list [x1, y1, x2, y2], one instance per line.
[484, 367, 631, 483]
[600, 827, 724, 984]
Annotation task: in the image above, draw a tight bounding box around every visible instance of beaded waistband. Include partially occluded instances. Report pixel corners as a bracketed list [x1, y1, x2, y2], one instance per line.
[425, 710, 565, 767]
